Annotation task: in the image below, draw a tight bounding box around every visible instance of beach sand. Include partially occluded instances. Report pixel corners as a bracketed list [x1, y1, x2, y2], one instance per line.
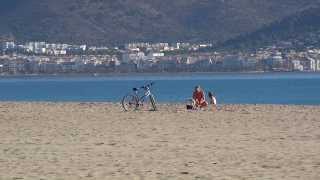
[0, 103, 319, 180]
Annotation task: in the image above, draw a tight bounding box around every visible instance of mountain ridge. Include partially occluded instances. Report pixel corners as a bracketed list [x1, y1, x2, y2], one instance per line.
[0, 0, 317, 45]
[218, 3, 320, 50]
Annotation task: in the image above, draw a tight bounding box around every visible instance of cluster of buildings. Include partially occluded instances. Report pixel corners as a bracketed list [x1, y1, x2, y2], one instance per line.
[1, 41, 320, 75]
[247, 46, 320, 72]
[2, 41, 97, 55]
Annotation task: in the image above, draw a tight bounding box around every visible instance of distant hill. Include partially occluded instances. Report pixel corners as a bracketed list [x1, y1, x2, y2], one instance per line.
[0, 0, 317, 45]
[219, 4, 320, 50]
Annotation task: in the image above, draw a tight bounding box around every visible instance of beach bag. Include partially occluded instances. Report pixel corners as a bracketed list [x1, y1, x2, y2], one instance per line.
[186, 99, 194, 110]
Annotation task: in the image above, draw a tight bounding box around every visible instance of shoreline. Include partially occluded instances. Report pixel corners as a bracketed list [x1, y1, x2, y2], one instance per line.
[0, 101, 319, 106]
[0, 71, 320, 78]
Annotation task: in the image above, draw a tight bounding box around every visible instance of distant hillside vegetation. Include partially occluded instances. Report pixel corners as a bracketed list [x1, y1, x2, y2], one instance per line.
[219, 4, 320, 50]
[0, 0, 317, 45]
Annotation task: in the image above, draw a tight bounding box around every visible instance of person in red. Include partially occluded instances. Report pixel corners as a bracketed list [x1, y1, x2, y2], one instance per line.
[192, 85, 208, 109]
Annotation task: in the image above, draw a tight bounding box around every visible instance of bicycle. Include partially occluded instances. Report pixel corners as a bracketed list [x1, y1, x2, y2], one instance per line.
[121, 82, 157, 111]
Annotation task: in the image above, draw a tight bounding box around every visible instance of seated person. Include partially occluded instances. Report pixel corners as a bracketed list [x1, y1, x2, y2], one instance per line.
[208, 92, 217, 111]
[192, 86, 208, 108]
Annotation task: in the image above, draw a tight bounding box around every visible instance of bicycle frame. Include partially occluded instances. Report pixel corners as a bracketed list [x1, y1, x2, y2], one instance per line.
[134, 85, 152, 103]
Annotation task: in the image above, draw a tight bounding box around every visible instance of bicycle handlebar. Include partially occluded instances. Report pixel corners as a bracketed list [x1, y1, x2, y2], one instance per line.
[133, 82, 154, 91]
[141, 82, 154, 89]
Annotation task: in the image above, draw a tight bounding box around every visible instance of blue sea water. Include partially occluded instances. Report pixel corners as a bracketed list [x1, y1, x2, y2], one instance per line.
[0, 73, 320, 105]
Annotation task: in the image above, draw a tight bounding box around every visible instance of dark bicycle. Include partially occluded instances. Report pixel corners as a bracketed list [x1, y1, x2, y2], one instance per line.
[121, 82, 157, 111]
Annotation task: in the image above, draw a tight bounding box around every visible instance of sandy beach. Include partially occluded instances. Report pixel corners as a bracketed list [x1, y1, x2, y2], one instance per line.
[0, 103, 319, 180]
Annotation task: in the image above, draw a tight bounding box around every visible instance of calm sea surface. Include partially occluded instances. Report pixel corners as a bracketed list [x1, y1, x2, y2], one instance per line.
[0, 73, 320, 105]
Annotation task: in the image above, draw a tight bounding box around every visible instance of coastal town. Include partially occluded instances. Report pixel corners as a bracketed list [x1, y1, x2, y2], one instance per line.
[1, 40, 320, 75]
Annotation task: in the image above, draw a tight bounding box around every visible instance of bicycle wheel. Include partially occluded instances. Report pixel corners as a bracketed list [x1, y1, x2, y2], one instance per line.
[121, 94, 138, 111]
[149, 94, 157, 111]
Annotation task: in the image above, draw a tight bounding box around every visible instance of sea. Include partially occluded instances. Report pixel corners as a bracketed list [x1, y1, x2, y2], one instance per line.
[0, 72, 320, 105]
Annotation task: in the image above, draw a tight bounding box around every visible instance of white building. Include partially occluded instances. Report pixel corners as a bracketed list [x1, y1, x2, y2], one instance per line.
[316, 59, 320, 71]
[291, 60, 304, 71]
[122, 52, 146, 63]
[308, 58, 316, 71]
[3, 41, 16, 50]
[0, 64, 4, 73]
[53, 49, 67, 56]
[8, 61, 17, 74]
[272, 52, 285, 65]
[147, 52, 164, 60]
[110, 59, 121, 66]
[176, 43, 190, 50]
[125, 43, 150, 50]
[80, 45, 87, 51]
[265, 52, 285, 68]
[25, 42, 35, 52]
[34, 47, 46, 54]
